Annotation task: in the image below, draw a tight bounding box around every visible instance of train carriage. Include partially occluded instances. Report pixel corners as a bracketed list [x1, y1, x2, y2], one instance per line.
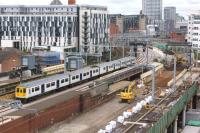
[15, 56, 136, 100]
[16, 74, 69, 99]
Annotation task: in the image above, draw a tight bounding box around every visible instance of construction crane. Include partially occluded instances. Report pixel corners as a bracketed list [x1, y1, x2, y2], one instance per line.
[118, 81, 137, 103]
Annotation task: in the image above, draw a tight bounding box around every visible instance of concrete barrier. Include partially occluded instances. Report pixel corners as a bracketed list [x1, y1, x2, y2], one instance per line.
[167, 69, 187, 87]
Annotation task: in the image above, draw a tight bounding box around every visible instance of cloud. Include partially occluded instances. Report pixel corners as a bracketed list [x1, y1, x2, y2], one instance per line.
[0, 0, 199, 17]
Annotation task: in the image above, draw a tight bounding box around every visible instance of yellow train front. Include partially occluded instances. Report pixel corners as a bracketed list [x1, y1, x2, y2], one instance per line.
[15, 86, 27, 99]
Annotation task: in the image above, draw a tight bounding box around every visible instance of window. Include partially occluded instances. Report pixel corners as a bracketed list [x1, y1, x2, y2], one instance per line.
[51, 82, 55, 86]
[23, 89, 26, 93]
[65, 78, 68, 82]
[87, 72, 89, 75]
[93, 70, 96, 73]
[46, 83, 50, 88]
[76, 75, 79, 79]
[32, 88, 34, 92]
[35, 87, 39, 91]
[103, 67, 106, 70]
[29, 90, 31, 94]
[84, 73, 86, 76]
[61, 79, 65, 83]
[17, 88, 19, 93]
[96, 69, 98, 72]
[72, 76, 75, 80]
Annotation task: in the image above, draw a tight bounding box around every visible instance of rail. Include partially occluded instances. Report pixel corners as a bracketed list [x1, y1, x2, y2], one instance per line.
[122, 82, 198, 133]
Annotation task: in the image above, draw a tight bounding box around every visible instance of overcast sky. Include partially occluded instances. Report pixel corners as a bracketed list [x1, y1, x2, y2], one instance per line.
[0, 0, 199, 17]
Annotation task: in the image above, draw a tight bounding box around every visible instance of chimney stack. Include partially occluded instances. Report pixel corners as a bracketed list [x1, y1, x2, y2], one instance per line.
[68, 0, 76, 5]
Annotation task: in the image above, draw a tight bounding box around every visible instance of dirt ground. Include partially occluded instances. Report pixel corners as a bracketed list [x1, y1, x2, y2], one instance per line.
[39, 98, 128, 133]
[156, 69, 181, 87]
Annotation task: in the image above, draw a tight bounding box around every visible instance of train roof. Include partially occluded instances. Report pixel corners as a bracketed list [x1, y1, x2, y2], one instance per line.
[19, 73, 69, 88]
[18, 56, 135, 88]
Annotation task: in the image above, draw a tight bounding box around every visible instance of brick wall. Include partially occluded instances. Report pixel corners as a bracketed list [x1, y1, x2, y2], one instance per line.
[1, 55, 21, 73]
[110, 23, 119, 36]
[0, 91, 118, 133]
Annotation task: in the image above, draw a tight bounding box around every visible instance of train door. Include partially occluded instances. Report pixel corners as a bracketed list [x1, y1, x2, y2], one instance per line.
[80, 73, 82, 80]
[90, 70, 92, 78]
[56, 80, 60, 89]
[41, 84, 45, 93]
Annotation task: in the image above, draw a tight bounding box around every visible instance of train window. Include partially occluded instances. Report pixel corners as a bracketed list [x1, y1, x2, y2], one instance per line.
[103, 67, 106, 70]
[35, 87, 39, 91]
[51, 82, 55, 86]
[23, 89, 26, 93]
[65, 78, 68, 82]
[20, 89, 22, 93]
[17, 88, 19, 92]
[87, 72, 89, 75]
[76, 75, 79, 79]
[29, 89, 31, 94]
[83, 73, 86, 76]
[61, 79, 65, 83]
[96, 69, 98, 72]
[93, 70, 95, 73]
[72, 76, 75, 80]
[46, 83, 50, 88]
[32, 88, 34, 92]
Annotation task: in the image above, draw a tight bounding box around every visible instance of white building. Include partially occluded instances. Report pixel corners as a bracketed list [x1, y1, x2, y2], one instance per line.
[0, 5, 109, 55]
[79, 5, 109, 54]
[188, 11, 200, 49]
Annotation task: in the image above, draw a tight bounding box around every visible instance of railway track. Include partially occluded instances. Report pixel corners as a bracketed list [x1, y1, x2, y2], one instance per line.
[96, 71, 194, 133]
[0, 75, 43, 98]
[116, 82, 193, 133]
[0, 55, 147, 99]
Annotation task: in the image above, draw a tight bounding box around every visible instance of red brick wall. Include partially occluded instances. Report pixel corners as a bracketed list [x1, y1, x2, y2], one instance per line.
[110, 23, 119, 36]
[170, 32, 186, 42]
[1, 55, 21, 72]
[0, 92, 119, 133]
[0, 96, 80, 133]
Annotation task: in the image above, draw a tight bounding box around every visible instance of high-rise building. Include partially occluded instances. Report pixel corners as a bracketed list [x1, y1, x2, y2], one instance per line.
[188, 11, 200, 49]
[164, 7, 176, 36]
[142, 0, 162, 22]
[164, 7, 176, 21]
[0, 5, 109, 57]
[79, 5, 109, 53]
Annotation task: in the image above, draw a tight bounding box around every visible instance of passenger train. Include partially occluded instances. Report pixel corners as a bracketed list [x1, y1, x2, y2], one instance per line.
[15, 57, 135, 101]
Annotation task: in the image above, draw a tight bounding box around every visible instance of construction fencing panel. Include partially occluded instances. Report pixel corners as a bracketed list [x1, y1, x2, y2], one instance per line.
[148, 84, 198, 133]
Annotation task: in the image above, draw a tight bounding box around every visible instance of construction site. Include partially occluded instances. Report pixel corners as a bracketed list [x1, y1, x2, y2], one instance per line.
[0, 43, 199, 133]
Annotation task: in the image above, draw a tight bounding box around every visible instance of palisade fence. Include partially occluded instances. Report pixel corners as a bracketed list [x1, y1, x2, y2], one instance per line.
[148, 83, 198, 133]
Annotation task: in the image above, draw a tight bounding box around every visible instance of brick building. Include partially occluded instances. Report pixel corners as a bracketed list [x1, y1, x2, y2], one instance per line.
[110, 23, 119, 36]
[0, 48, 21, 73]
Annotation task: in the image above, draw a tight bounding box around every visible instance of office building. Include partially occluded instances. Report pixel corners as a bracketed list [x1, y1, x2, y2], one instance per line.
[0, 4, 109, 56]
[79, 5, 109, 53]
[164, 7, 176, 21]
[142, 0, 162, 23]
[110, 14, 124, 34]
[164, 7, 176, 36]
[188, 11, 200, 49]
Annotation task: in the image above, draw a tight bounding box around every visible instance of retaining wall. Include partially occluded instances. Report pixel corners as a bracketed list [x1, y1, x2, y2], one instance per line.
[0, 91, 118, 133]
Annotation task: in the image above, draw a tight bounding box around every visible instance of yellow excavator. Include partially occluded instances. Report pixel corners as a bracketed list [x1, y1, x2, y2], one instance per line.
[119, 81, 137, 103]
[172, 51, 188, 65]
